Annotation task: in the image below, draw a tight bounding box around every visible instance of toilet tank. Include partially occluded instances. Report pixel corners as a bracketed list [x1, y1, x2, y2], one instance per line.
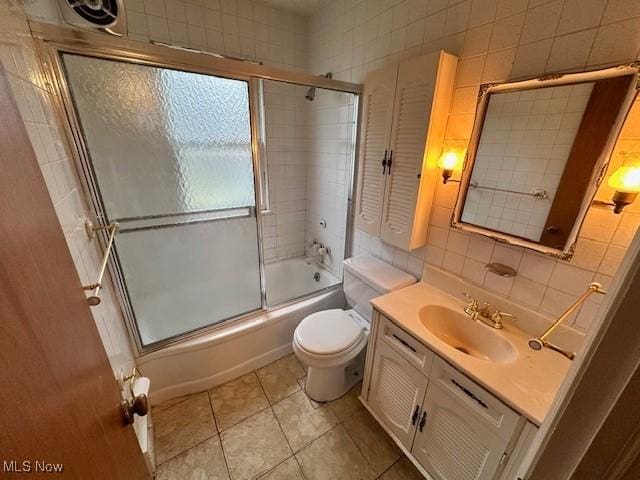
[343, 255, 417, 321]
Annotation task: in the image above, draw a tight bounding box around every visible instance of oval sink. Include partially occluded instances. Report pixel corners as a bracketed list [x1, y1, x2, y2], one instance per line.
[419, 305, 517, 363]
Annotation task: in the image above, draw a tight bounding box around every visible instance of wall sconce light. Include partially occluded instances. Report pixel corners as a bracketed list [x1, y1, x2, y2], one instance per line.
[439, 151, 461, 184]
[608, 165, 640, 214]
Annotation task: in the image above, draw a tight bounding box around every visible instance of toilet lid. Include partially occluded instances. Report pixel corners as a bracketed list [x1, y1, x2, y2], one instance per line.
[295, 309, 365, 355]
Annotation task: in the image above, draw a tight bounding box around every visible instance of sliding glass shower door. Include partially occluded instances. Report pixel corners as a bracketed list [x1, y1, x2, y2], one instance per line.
[62, 54, 262, 347]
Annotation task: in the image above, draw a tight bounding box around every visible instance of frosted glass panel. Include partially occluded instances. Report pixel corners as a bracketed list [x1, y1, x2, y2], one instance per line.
[62, 53, 262, 347]
[63, 53, 255, 220]
[116, 217, 261, 345]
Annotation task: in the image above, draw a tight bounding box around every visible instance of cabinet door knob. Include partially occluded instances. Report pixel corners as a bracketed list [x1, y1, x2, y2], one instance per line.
[411, 405, 420, 425]
[419, 411, 427, 432]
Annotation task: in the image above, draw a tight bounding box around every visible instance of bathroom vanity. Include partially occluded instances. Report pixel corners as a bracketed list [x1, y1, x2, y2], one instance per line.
[360, 272, 574, 480]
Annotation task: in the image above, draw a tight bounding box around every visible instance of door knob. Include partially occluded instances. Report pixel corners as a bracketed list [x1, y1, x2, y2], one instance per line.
[120, 394, 149, 426]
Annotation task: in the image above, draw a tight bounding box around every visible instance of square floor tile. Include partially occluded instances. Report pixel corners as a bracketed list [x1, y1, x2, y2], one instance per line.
[327, 382, 363, 421]
[156, 435, 229, 480]
[209, 372, 270, 430]
[379, 456, 424, 480]
[256, 354, 305, 403]
[273, 390, 338, 451]
[295, 426, 376, 480]
[343, 408, 401, 475]
[154, 392, 217, 464]
[258, 457, 304, 479]
[220, 409, 292, 480]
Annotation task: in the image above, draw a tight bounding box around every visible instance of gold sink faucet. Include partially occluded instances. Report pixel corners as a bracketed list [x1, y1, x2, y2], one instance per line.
[462, 293, 515, 329]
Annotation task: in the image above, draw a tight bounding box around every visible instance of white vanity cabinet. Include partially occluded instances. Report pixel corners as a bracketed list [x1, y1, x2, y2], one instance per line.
[354, 51, 458, 251]
[363, 312, 537, 480]
[412, 360, 520, 480]
[368, 340, 428, 449]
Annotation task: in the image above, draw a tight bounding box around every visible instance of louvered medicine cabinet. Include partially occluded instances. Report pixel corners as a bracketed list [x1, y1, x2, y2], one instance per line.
[355, 51, 458, 251]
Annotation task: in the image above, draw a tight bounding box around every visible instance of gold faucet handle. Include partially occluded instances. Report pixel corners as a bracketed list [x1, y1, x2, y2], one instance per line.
[491, 310, 515, 322]
[461, 292, 479, 309]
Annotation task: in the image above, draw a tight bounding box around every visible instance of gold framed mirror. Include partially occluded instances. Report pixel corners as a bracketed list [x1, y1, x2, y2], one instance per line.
[451, 63, 640, 259]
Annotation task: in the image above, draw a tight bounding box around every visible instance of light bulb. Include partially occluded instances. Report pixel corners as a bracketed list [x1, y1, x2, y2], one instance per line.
[608, 166, 640, 193]
[608, 166, 640, 214]
[439, 152, 460, 184]
[439, 152, 459, 170]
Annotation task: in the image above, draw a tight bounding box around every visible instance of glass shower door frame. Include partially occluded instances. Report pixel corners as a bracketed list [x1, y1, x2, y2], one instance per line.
[54, 53, 268, 353]
[33, 22, 362, 354]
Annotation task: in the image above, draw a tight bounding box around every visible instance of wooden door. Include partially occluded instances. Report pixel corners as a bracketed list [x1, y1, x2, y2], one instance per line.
[354, 64, 397, 236]
[368, 340, 428, 450]
[0, 65, 149, 479]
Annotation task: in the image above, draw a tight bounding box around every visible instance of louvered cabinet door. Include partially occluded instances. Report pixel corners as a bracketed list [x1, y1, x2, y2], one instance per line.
[354, 64, 398, 236]
[369, 340, 428, 450]
[412, 382, 510, 480]
[380, 54, 438, 249]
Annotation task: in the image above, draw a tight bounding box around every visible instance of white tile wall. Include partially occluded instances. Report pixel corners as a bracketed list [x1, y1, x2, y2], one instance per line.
[261, 80, 308, 263]
[23, 0, 309, 71]
[260, 82, 357, 272]
[304, 87, 357, 276]
[0, 3, 135, 376]
[309, 0, 640, 333]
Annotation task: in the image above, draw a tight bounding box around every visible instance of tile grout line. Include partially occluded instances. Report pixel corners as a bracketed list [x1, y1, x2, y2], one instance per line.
[253, 362, 299, 478]
[155, 431, 219, 469]
[206, 389, 234, 480]
[339, 411, 381, 479]
[375, 456, 404, 480]
[256, 365, 313, 479]
[154, 394, 220, 467]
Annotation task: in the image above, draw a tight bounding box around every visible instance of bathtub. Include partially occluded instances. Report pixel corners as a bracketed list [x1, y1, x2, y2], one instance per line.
[265, 256, 341, 306]
[139, 261, 344, 405]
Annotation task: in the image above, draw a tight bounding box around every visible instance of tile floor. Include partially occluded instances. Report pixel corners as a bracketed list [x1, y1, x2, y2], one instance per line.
[153, 354, 424, 480]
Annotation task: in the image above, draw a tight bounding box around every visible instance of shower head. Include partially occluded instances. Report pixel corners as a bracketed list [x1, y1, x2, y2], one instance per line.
[304, 72, 332, 101]
[305, 87, 316, 101]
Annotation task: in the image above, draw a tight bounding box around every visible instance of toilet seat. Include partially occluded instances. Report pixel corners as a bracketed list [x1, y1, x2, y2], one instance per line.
[294, 309, 365, 356]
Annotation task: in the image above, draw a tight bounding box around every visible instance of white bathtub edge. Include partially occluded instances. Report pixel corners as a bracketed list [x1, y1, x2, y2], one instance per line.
[148, 342, 293, 405]
[140, 287, 345, 406]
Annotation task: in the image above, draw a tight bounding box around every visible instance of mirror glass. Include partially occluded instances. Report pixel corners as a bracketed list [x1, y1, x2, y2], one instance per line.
[461, 84, 593, 242]
[453, 68, 639, 258]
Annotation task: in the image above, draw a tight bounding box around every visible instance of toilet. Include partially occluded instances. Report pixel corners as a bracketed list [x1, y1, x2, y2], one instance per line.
[293, 255, 416, 402]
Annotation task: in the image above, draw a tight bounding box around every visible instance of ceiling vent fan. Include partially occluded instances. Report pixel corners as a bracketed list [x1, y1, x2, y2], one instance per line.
[57, 0, 127, 36]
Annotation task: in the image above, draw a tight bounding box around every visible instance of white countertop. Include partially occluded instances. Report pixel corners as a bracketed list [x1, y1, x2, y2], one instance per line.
[371, 281, 572, 426]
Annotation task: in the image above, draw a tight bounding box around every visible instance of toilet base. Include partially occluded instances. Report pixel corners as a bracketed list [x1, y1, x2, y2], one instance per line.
[303, 347, 366, 403]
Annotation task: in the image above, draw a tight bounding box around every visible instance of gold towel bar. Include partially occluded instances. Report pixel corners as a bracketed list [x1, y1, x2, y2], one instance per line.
[82, 219, 119, 306]
[528, 282, 607, 360]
